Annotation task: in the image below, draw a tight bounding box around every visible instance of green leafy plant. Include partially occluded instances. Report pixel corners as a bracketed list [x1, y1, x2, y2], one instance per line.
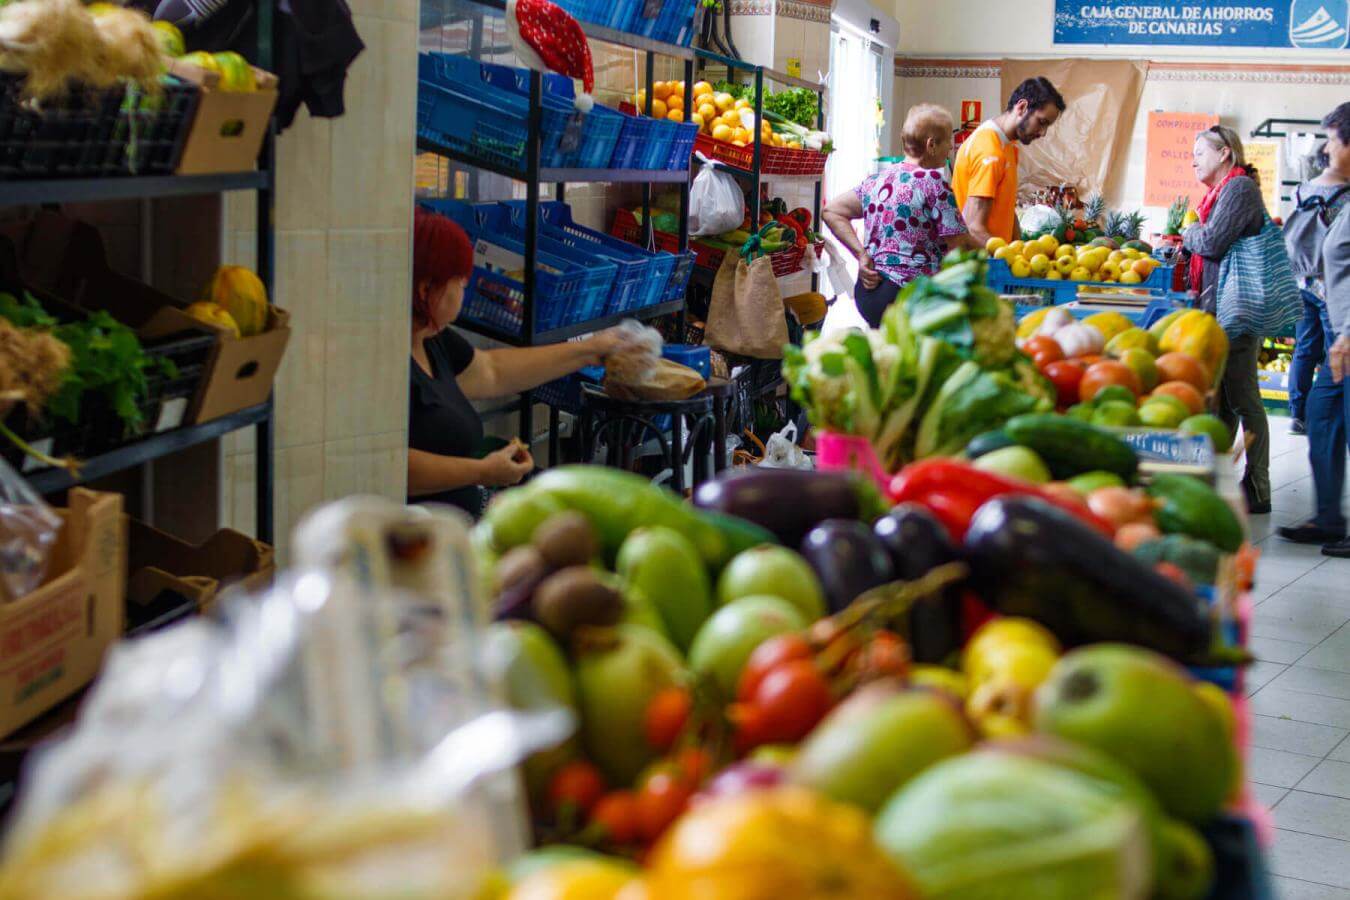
[763, 88, 818, 128]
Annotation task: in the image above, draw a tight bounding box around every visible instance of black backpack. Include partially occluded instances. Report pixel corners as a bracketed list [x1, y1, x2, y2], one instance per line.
[1284, 183, 1350, 278]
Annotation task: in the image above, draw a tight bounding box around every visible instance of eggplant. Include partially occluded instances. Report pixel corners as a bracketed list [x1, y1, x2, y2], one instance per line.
[800, 520, 895, 613]
[963, 497, 1212, 661]
[694, 469, 881, 550]
[874, 504, 963, 663]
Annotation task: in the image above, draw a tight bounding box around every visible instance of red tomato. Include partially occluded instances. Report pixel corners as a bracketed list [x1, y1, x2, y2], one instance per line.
[1077, 354, 1105, 367]
[737, 633, 813, 702]
[644, 686, 692, 752]
[1022, 336, 1064, 366]
[636, 770, 694, 842]
[673, 745, 714, 786]
[847, 630, 911, 682]
[752, 660, 833, 744]
[548, 760, 605, 815]
[1079, 360, 1142, 403]
[1042, 360, 1086, 408]
[728, 702, 770, 756]
[590, 790, 640, 844]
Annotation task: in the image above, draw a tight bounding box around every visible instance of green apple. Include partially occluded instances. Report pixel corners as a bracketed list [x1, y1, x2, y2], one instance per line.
[973, 445, 1052, 484]
[688, 596, 807, 698]
[1179, 414, 1233, 452]
[717, 546, 826, 621]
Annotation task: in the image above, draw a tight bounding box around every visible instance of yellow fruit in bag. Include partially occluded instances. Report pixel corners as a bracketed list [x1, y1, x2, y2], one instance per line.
[185, 301, 242, 338]
[203, 266, 269, 337]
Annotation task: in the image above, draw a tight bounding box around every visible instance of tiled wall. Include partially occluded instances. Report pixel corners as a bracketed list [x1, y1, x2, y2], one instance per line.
[222, 2, 417, 559]
[726, 0, 832, 78]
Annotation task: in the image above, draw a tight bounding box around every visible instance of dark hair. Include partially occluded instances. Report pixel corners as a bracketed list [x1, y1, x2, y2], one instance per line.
[1007, 77, 1065, 114]
[1324, 102, 1350, 145]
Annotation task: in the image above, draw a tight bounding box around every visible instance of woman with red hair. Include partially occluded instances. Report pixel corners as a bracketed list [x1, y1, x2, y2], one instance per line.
[409, 209, 629, 517]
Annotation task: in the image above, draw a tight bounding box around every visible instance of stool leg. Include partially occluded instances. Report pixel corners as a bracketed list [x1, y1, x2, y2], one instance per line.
[691, 414, 711, 488]
[670, 414, 685, 494]
[714, 396, 728, 473]
[549, 406, 561, 467]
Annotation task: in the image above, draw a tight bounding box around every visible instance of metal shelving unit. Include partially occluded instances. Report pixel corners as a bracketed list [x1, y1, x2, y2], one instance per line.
[419, 0, 697, 445]
[0, 9, 278, 544]
[1251, 117, 1327, 206]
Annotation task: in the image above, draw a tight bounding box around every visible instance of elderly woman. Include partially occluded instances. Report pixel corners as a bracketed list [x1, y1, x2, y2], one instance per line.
[407, 210, 629, 518]
[822, 103, 976, 328]
[1183, 125, 1271, 514]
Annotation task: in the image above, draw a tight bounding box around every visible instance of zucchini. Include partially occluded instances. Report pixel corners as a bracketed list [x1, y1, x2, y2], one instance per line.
[1131, 534, 1223, 586]
[1003, 414, 1139, 482]
[965, 428, 1016, 459]
[1145, 474, 1243, 554]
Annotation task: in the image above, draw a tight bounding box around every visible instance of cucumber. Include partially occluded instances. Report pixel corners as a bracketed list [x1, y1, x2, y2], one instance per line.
[1003, 414, 1139, 482]
[965, 428, 1016, 459]
[1145, 474, 1243, 554]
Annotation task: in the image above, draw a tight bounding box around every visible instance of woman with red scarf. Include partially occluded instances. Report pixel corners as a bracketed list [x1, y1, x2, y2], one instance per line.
[1183, 125, 1271, 514]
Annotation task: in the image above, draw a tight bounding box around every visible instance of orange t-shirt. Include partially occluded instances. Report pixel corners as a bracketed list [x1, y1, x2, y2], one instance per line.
[952, 122, 1020, 242]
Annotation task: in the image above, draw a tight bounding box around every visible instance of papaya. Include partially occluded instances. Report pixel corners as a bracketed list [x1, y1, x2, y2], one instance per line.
[1082, 311, 1133, 343]
[203, 266, 269, 337]
[1158, 311, 1228, 388]
[786, 291, 828, 326]
[151, 20, 185, 58]
[179, 50, 223, 77]
[1147, 309, 1186, 343]
[184, 301, 241, 338]
[212, 52, 258, 93]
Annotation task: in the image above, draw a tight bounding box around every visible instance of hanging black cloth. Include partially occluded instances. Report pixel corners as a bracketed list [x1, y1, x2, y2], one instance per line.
[137, 0, 365, 132]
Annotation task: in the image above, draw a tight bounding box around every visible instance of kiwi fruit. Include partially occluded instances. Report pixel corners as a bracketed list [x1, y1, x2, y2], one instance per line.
[533, 566, 624, 640]
[493, 545, 551, 620]
[532, 511, 598, 569]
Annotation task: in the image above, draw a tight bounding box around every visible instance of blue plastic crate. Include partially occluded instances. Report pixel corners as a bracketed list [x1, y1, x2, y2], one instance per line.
[476, 60, 624, 169]
[638, 119, 678, 170]
[631, 0, 699, 45]
[662, 250, 695, 303]
[553, 0, 636, 32]
[665, 121, 698, 170]
[420, 200, 617, 336]
[610, 111, 654, 169]
[988, 257, 1173, 306]
[416, 78, 529, 172]
[663, 344, 710, 378]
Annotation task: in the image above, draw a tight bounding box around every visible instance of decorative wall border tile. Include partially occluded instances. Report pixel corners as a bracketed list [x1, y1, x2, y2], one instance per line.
[895, 57, 1350, 85]
[728, 0, 832, 21]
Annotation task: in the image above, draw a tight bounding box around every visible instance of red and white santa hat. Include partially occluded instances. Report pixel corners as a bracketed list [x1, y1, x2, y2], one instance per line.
[506, 0, 595, 112]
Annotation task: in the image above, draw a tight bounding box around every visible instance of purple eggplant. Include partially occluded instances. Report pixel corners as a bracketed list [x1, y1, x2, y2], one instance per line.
[874, 504, 963, 663]
[800, 519, 895, 613]
[963, 496, 1212, 661]
[694, 469, 882, 549]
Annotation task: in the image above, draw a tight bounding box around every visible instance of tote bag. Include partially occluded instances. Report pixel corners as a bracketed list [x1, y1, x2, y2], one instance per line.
[706, 251, 789, 359]
[1216, 217, 1301, 338]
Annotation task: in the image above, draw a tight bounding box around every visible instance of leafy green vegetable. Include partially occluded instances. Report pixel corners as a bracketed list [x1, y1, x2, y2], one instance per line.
[915, 364, 1043, 459]
[763, 88, 819, 128]
[901, 256, 1017, 368]
[0, 291, 176, 436]
[1007, 355, 1057, 411]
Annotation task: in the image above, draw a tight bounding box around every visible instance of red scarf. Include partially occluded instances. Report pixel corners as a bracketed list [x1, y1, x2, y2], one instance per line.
[1188, 165, 1248, 295]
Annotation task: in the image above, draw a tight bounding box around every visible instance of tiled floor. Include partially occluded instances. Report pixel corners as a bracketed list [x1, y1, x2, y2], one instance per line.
[1243, 415, 1350, 899]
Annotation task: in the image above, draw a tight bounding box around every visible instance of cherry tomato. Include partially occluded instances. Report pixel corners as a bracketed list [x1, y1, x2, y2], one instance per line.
[1023, 336, 1064, 366]
[737, 633, 813, 702]
[636, 770, 694, 842]
[1042, 360, 1087, 408]
[644, 686, 692, 752]
[728, 702, 770, 755]
[590, 790, 640, 844]
[753, 659, 833, 744]
[673, 745, 714, 786]
[847, 630, 911, 682]
[548, 760, 605, 815]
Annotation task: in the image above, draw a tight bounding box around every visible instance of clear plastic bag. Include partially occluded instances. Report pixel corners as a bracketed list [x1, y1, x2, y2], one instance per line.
[0, 499, 572, 900]
[759, 421, 814, 470]
[0, 455, 61, 604]
[603, 318, 664, 386]
[1020, 204, 1062, 238]
[689, 153, 745, 237]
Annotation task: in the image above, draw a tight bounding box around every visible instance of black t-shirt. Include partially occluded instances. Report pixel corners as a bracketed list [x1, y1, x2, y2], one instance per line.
[409, 329, 486, 518]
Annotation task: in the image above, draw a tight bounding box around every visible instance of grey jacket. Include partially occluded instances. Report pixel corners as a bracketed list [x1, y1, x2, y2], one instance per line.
[1325, 206, 1350, 337]
[1182, 176, 1266, 314]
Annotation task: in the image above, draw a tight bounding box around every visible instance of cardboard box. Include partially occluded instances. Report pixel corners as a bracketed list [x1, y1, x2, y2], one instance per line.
[1, 213, 291, 425]
[126, 518, 274, 628]
[170, 61, 279, 176]
[0, 490, 126, 740]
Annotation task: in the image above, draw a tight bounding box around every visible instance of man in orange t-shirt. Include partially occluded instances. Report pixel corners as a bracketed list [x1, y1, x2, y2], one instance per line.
[952, 77, 1066, 245]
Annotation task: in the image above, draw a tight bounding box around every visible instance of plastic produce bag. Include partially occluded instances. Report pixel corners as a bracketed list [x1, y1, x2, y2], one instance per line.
[603, 318, 664, 388]
[0, 499, 572, 900]
[689, 154, 744, 238]
[814, 240, 854, 300]
[0, 455, 60, 604]
[759, 421, 813, 470]
[1020, 204, 1062, 238]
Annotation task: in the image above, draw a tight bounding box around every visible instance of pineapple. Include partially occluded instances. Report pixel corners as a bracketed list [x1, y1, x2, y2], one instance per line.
[1165, 195, 1190, 236]
[1082, 193, 1106, 228]
[1103, 210, 1146, 242]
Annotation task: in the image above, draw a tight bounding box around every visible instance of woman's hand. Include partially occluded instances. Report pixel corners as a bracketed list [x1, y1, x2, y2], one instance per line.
[1331, 335, 1350, 384]
[585, 327, 646, 365]
[480, 439, 533, 487]
[859, 252, 882, 290]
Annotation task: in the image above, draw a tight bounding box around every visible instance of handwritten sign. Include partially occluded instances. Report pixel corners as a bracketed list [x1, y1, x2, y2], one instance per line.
[1243, 139, 1282, 214]
[1145, 111, 1219, 207]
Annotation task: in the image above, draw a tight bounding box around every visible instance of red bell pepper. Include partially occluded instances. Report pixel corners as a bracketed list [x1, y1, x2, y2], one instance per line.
[888, 459, 1115, 540]
[777, 214, 809, 249]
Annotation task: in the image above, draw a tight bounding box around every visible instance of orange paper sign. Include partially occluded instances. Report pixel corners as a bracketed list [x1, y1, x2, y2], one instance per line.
[1145, 111, 1219, 207]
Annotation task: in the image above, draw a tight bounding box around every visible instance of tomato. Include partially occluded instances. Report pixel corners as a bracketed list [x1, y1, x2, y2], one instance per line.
[1154, 561, 1192, 589]
[846, 630, 910, 682]
[636, 770, 695, 842]
[674, 745, 714, 786]
[590, 790, 640, 844]
[549, 760, 606, 815]
[729, 702, 770, 755]
[1041, 360, 1086, 408]
[644, 686, 692, 752]
[1079, 360, 1142, 403]
[1022, 336, 1064, 367]
[1077, 354, 1105, 367]
[753, 660, 833, 744]
[737, 633, 813, 702]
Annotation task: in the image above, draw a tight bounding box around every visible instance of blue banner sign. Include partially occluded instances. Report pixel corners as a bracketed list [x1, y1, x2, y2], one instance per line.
[1054, 1, 1350, 49]
[1117, 430, 1216, 467]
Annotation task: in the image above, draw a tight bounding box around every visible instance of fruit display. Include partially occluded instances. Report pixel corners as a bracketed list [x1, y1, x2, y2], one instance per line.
[659, 80, 831, 152]
[987, 232, 1161, 285]
[194, 265, 274, 337]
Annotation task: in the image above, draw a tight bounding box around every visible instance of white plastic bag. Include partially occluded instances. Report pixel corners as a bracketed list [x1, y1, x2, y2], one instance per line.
[0, 455, 60, 603]
[689, 153, 744, 237]
[1020, 204, 1062, 237]
[759, 422, 813, 470]
[815, 240, 855, 299]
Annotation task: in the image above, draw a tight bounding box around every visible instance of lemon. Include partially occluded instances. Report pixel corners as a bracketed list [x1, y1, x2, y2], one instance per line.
[697, 102, 716, 121]
[1007, 240, 1025, 257]
[181, 50, 223, 76]
[1029, 253, 1051, 276]
[650, 98, 668, 119]
[994, 246, 1015, 261]
[667, 108, 683, 122]
[734, 98, 751, 110]
[986, 236, 1008, 254]
[712, 123, 732, 142]
[1010, 258, 1032, 278]
[713, 92, 735, 112]
[691, 112, 705, 128]
[693, 80, 713, 98]
[213, 52, 257, 92]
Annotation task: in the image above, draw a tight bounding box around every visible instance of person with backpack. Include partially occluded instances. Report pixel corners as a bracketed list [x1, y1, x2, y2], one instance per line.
[1279, 103, 1350, 551]
[1283, 114, 1350, 436]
